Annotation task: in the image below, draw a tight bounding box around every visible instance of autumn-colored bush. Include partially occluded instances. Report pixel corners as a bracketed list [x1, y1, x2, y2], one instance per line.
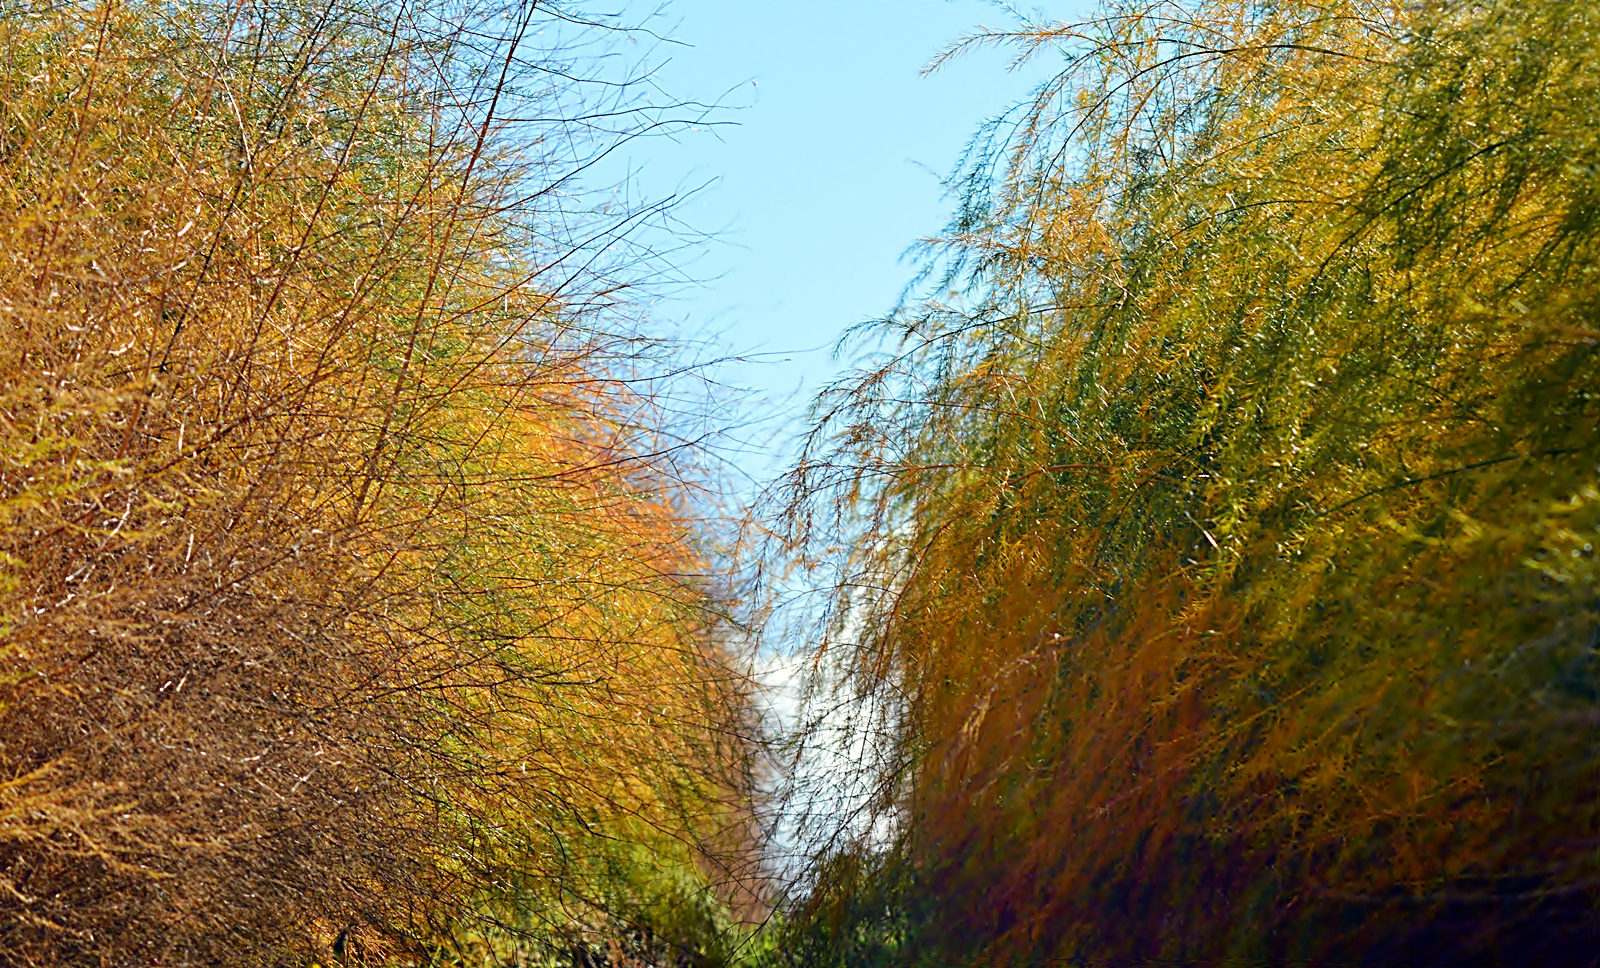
[0, 2, 757, 964]
[779, 0, 1600, 964]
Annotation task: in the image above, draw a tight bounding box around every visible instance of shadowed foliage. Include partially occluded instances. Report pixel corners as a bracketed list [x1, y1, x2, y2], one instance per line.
[775, 0, 1600, 964]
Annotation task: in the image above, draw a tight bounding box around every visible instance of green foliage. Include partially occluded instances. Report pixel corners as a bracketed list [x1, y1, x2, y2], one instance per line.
[780, 0, 1600, 963]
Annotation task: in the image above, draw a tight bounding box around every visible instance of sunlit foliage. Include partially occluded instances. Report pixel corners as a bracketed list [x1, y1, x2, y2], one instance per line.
[779, 0, 1600, 963]
[0, 2, 758, 964]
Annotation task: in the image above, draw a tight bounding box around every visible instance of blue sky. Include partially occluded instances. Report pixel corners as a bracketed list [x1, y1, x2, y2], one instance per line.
[584, 1, 1086, 828]
[601, 0, 1080, 475]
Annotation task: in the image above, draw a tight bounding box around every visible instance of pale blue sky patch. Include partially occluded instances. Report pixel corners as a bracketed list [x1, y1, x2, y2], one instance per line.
[601, 1, 1080, 481]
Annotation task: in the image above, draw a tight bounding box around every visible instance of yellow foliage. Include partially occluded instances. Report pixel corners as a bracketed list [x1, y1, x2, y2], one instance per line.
[0, 2, 755, 965]
[781, 0, 1600, 963]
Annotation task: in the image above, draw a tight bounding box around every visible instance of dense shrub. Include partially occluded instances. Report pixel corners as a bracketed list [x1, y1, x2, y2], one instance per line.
[780, 1, 1600, 964]
[0, 2, 757, 964]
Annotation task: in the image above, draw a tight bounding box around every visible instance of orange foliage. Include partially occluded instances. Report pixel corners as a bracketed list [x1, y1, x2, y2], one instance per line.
[0, 2, 755, 965]
[778, 1, 1600, 964]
